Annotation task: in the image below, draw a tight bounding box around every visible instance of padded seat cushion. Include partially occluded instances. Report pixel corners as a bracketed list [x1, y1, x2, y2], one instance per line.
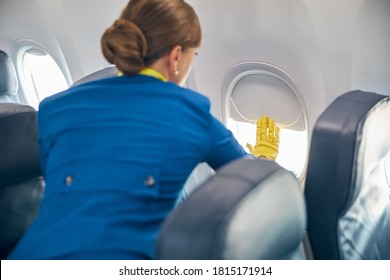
[305, 90, 390, 259]
[0, 50, 18, 103]
[156, 157, 306, 260]
[0, 103, 44, 259]
[0, 104, 41, 187]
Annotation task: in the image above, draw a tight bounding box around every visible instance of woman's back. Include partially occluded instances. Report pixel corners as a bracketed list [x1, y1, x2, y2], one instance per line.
[8, 75, 246, 259]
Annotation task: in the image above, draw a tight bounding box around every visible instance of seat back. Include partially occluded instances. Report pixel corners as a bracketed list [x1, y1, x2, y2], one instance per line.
[156, 157, 306, 260]
[0, 103, 45, 259]
[0, 50, 19, 103]
[304, 90, 390, 259]
[71, 66, 118, 87]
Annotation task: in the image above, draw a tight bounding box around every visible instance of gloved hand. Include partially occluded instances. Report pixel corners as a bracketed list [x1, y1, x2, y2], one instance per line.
[246, 115, 280, 160]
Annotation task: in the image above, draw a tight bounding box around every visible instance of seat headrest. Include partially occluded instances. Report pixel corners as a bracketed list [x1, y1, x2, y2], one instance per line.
[0, 51, 18, 101]
[72, 66, 118, 87]
[156, 157, 306, 260]
[305, 90, 390, 259]
[0, 103, 41, 189]
[338, 92, 390, 259]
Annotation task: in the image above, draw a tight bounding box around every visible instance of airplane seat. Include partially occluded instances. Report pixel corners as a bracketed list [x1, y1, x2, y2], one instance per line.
[156, 157, 307, 260]
[71, 65, 118, 87]
[0, 50, 19, 103]
[304, 90, 390, 260]
[0, 103, 45, 259]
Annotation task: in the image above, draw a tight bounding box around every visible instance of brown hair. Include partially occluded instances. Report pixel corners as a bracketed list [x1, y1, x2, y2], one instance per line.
[101, 0, 201, 75]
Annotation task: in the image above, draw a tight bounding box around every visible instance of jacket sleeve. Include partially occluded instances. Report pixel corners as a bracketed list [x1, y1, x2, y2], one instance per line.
[204, 115, 248, 170]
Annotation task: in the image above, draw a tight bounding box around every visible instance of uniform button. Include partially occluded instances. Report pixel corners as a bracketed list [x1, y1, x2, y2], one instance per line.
[144, 176, 155, 188]
[65, 175, 74, 186]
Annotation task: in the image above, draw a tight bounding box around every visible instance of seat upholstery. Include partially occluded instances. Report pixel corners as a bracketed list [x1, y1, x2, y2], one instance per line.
[71, 66, 118, 87]
[0, 50, 19, 103]
[304, 90, 390, 260]
[0, 103, 45, 259]
[156, 157, 306, 260]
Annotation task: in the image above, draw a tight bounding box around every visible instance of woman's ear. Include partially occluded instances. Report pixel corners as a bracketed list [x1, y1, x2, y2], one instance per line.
[168, 45, 182, 75]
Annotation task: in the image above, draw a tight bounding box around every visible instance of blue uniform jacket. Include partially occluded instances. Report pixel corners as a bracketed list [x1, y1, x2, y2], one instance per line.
[8, 75, 247, 259]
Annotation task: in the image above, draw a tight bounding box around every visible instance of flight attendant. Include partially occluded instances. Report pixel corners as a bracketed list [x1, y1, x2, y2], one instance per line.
[8, 0, 279, 259]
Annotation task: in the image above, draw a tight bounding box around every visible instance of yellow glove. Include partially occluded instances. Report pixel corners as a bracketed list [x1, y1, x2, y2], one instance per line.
[246, 115, 280, 160]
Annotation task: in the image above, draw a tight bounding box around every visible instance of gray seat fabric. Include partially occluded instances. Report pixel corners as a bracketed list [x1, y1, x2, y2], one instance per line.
[0, 50, 19, 103]
[304, 90, 390, 260]
[71, 66, 118, 87]
[0, 103, 45, 259]
[156, 157, 306, 260]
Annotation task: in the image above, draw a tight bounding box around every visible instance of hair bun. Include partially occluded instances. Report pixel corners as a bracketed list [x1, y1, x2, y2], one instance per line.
[101, 19, 148, 75]
[113, 19, 148, 58]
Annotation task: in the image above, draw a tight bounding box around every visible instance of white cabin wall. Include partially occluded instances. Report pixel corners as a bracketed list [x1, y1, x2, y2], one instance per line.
[301, 0, 390, 103]
[35, 0, 128, 82]
[187, 0, 325, 131]
[0, 0, 72, 99]
[0, 0, 127, 85]
[1, 0, 389, 129]
[187, 0, 390, 133]
[351, 0, 390, 95]
[0, 1, 55, 54]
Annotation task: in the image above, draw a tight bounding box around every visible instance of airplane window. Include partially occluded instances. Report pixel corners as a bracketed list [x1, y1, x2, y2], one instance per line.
[21, 48, 68, 109]
[222, 62, 309, 182]
[227, 119, 307, 178]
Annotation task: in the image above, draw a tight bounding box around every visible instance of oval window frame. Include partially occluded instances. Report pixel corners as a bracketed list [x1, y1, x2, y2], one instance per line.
[13, 39, 72, 108]
[221, 61, 310, 184]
